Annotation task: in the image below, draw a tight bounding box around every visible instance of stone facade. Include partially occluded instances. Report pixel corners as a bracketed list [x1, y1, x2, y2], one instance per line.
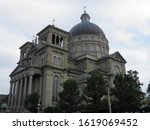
[8, 11, 126, 112]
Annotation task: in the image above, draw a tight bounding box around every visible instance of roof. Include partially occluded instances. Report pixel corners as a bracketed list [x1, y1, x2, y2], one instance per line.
[69, 11, 107, 39]
[37, 24, 69, 36]
[98, 51, 127, 63]
[19, 42, 38, 49]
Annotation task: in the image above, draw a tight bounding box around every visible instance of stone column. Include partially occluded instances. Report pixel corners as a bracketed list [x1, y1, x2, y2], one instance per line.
[14, 80, 19, 108]
[28, 73, 34, 95]
[11, 81, 16, 109]
[17, 78, 23, 108]
[8, 81, 13, 108]
[22, 75, 28, 107]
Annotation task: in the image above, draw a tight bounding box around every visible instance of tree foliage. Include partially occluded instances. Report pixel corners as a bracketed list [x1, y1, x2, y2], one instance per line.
[83, 72, 108, 112]
[24, 93, 39, 113]
[140, 82, 150, 112]
[147, 82, 150, 97]
[57, 79, 83, 113]
[43, 70, 145, 113]
[113, 70, 144, 112]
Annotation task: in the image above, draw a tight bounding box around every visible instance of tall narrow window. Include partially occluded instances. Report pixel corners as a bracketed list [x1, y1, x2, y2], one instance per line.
[53, 56, 57, 64]
[56, 36, 59, 46]
[58, 57, 61, 66]
[60, 37, 64, 47]
[85, 44, 90, 52]
[52, 75, 59, 102]
[52, 34, 55, 44]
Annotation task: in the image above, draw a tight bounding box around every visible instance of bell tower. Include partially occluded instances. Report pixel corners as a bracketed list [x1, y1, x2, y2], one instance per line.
[37, 25, 69, 68]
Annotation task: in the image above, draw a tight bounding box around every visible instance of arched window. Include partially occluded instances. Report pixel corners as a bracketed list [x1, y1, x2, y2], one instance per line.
[72, 47, 76, 52]
[57, 57, 61, 66]
[52, 34, 55, 44]
[70, 47, 73, 52]
[60, 37, 64, 47]
[56, 36, 59, 46]
[101, 46, 104, 52]
[90, 44, 94, 51]
[83, 45, 86, 52]
[53, 56, 57, 64]
[52, 75, 59, 102]
[76, 45, 79, 52]
[96, 45, 100, 51]
[86, 44, 90, 52]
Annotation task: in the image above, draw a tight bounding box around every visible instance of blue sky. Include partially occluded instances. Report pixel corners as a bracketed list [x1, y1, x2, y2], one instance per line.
[0, 0, 150, 94]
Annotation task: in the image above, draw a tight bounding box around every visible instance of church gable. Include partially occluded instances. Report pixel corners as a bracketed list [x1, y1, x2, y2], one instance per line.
[10, 66, 26, 76]
[19, 42, 37, 50]
[19, 42, 38, 64]
[110, 51, 127, 63]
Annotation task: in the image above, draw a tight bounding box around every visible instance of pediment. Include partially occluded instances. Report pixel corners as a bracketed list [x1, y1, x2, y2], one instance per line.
[10, 66, 25, 76]
[98, 51, 127, 63]
[19, 42, 37, 50]
[110, 52, 127, 63]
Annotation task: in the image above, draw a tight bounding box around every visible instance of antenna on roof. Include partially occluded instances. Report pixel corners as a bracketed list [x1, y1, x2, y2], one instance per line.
[52, 19, 55, 26]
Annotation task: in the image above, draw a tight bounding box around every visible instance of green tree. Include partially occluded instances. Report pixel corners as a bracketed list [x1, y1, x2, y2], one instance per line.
[139, 83, 150, 112]
[24, 93, 39, 113]
[113, 70, 144, 112]
[83, 72, 108, 112]
[57, 79, 82, 113]
[147, 82, 150, 97]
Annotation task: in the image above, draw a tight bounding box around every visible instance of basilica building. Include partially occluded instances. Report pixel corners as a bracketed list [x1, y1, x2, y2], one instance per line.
[8, 11, 126, 112]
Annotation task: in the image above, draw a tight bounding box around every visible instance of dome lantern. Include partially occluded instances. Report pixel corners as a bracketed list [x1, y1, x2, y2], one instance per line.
[80, 11, 90, 23]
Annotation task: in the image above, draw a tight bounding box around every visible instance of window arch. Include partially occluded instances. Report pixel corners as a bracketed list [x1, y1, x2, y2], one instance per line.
[56, 36, 59, 46]
[72, 46, 76, 52]
[57, 57, 61, 66]
[96, 45, 100, 51]
[90, 44, 94, 51]
[60, 37, 64, 47]
[82, 45, 86, 52]
[52, 75, 59, 102]
[53, 56, 57, 64]
[85, 44, 90, 52]
[80, 45, 83, 52]
[52, 34, 55, 44]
